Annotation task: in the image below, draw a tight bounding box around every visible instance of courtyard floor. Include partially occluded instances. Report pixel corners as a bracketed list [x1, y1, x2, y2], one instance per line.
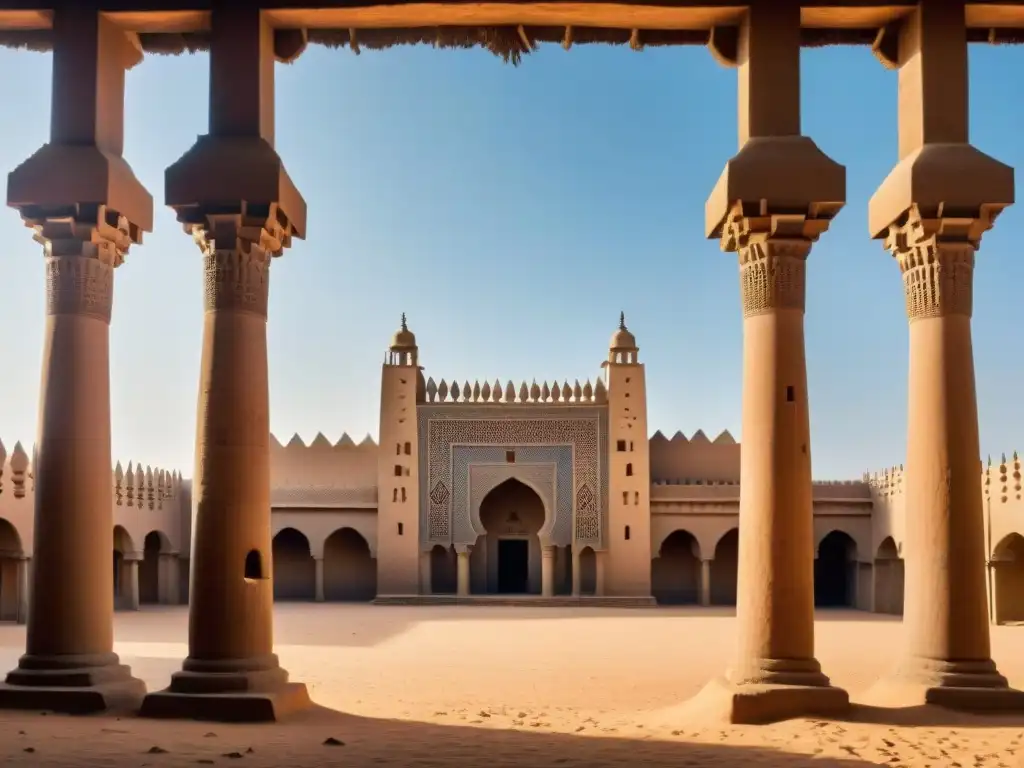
[0, 605, 1021, 766]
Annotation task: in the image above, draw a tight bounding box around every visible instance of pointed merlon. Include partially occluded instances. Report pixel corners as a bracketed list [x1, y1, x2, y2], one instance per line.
[10, 442, 28, 470]
[690, 429, 710, 444]
[287, 433, 306, 448]
[311, 432, 332, 449]
[337, 432, 356, 447]
[358, 434, 377, 447]
[713, 429, 736, 445]
[670, 431, 688, 443]
[650, 430, 667, 442]
[269, 433, 283, 448]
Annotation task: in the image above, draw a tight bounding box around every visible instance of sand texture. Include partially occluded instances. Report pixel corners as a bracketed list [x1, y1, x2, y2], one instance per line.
[0, 605, 1022, 767]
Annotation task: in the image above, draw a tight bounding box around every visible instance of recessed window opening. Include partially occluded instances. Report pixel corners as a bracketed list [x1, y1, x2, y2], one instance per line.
[398, 522, 404, 535]
[394, 465, 402, 477]
[616, 440, 626, 452]
[786, 385, 795, 402]
[506, 450, 516, 463]
[404, 441, 412, 455]
[624, 525, 631, 540]
[626, 463, 633, 477]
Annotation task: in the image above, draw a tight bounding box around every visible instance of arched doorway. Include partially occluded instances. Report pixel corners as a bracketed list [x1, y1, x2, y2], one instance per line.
[429, 544, 456, 594]
[652, 530, 701, 604]
[578, 546, 597, 596]
[272, 528, 315, 601]
[140, 531, 168, 605]
[815, 530, 857, 608]
[0, 518, 24, 622]
[476, 478, 546, 594]
[323, 528, 376, 601]
[113, 525, 135, 611]
[710, 528, 738, 606]
[873, 537, 904, 615]
[993, 533, 1024, 624]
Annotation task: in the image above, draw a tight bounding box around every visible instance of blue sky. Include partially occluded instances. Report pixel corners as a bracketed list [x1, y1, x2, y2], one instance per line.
[0, 40, 1020, 481]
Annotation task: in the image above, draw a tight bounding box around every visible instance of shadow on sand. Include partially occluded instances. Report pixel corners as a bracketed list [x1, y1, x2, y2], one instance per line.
[0, 704, 893, 768]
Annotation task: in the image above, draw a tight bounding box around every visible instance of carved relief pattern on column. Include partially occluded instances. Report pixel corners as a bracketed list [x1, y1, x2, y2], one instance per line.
[192, 211, 288, 318]
[719, 204, 824, 318]
[737, 238, 810, 317]
[883, 207, 996, 322]
[34, 206, 135, 324]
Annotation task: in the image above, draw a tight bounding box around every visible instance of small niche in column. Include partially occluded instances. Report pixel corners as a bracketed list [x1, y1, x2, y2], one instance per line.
[244, 549, 264, 580]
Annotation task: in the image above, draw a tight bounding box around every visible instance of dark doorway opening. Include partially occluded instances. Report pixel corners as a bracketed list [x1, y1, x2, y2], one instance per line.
[497, 539, 529, 594]
[814, 531, 856, 607]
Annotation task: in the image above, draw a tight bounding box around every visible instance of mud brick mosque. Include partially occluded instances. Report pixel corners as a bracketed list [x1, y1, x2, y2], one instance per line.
[3, 0, 1024, 725]
[0, 313, 1021, 625]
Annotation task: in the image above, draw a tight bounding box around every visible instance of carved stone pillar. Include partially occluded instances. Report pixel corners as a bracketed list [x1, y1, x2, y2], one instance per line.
[140, 7, 310, 723]
[456, 546, 472, 597]
[860, 1, 1024, 713]
[419, 551, 432, 595]
[16, 558, 30, 626]
[0, 7, 150, 715]
[699, 559, 712, 607]
[541, 545, 555, 597]
[680, 1, 849, 725]
[158, 554, 181, 605]
[571, 547, 581, 597]
[314, 557, 325, 603]
[124, 558, 140, 612]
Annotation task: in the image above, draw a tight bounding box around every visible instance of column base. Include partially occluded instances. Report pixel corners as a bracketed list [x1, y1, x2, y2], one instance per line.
[861, 658, 1024, 713]
[139, 656, 312, 722]
[676, 675, 850, 725]
[0, 653, 146, 714]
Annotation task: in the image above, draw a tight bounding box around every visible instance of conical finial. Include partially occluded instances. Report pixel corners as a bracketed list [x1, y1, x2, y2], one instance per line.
[619, 311, 626, 330]
[400, 312, 408, 331]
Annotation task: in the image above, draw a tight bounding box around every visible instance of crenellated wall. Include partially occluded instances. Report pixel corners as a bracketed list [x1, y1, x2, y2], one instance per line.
[422, 377, 606, 405]
[270, 432, 379, 492]
[649, 429, 741, 483]
[0, 437, 190, 560]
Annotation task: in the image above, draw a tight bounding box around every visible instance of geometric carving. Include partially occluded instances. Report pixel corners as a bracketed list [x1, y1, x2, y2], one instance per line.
[429, 481, 450, 538]
[418, 406, 607, 548]
[575, 483, 599, 541]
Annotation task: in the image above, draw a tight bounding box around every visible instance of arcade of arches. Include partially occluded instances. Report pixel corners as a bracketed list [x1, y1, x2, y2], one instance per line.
[272, 527, 377, 602]
[651, 527, 908, 613]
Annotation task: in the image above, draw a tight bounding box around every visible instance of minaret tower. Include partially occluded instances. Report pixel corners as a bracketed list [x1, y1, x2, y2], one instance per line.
[376, 314, 423, 596]
[602, 312, 652, 597]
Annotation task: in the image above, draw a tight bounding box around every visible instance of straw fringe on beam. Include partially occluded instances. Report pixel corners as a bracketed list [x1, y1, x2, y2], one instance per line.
[0, 25, 1022, 63]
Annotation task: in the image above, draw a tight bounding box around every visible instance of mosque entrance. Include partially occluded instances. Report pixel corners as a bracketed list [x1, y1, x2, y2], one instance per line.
[497, 539, 529, 594]
[474, 478, 545, 595]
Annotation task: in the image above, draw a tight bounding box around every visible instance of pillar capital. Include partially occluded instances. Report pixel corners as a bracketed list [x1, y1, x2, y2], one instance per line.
[869, 145, 1013, 242]
[192, 209, 289, 319]
[166, 137, 306, 243]
[720, 204, 818, 317]
[705, 137, 845, 241]
[882, 205, 1004, 322]
[7, 7, 153, 240]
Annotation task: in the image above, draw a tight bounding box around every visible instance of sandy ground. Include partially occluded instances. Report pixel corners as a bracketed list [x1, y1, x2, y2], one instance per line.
[0, 605, 1021, 767]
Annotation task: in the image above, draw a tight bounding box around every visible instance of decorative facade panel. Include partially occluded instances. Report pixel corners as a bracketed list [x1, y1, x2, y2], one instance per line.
[417, 406, 608, 548]
[460, 450, 565, 544]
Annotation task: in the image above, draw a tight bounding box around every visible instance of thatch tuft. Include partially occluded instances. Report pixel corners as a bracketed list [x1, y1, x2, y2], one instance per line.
[1, 24, 1023, 62]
